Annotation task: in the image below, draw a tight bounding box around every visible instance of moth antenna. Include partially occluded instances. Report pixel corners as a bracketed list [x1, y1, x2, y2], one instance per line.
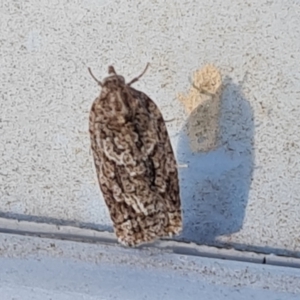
[127, 63, 150, 86]
[88, 67, 103, 87]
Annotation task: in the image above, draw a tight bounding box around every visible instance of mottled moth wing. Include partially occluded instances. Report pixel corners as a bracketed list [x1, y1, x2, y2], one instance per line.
[89, 65, 182, 246]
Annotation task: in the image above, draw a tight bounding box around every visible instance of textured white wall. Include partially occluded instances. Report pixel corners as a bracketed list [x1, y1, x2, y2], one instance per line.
[0, 0, 299, 255]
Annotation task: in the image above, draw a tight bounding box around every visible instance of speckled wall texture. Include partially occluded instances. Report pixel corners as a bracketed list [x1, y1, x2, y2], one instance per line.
[0, 0, 299, 255]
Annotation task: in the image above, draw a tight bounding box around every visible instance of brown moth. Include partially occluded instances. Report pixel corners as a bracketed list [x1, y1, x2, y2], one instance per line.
[88, 64, 182, 246]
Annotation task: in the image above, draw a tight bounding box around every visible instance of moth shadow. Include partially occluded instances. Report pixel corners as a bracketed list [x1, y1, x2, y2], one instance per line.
[175, 77, 254, 246]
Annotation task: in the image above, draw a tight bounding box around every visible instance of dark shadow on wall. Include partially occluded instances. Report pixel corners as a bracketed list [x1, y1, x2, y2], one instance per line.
[175, 76, 254, 247]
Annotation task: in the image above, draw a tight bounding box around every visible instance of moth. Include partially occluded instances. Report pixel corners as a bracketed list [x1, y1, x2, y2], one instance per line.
[88, 64, 182, 246]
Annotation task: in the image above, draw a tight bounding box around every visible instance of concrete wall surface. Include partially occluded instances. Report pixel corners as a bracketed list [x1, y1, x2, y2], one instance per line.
[1, 233, 300, 300]
[0, 0, 300, 256]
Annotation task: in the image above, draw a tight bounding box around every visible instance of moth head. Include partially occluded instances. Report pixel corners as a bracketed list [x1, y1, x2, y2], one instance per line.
[103, 65, 125, 85]
[87, 66, 125, 87]
[88, 63, 150, 87]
